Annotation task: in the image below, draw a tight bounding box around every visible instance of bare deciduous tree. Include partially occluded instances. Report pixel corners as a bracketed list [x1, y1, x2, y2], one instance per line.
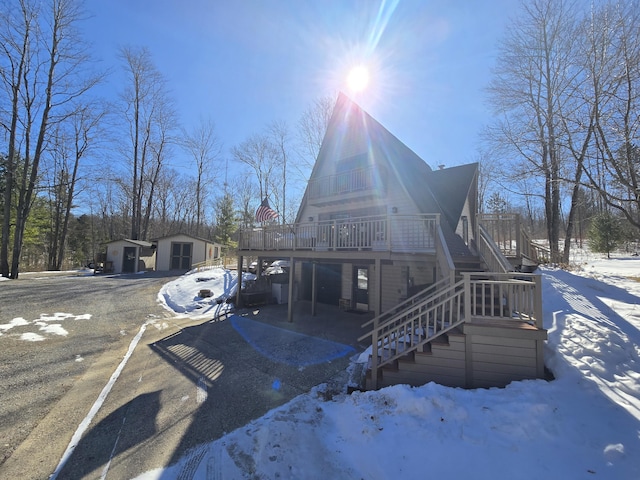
[0, 0, 102, 278]
[181, 117, 222, 236]
[45, 102, 107, 269]
[119, 45, 177, 241]
[579, 1, 640, 231]
[295, 94, 336, 181]
[486, 0, 585, 263]
[231, 174, 258, 229]
[232, 133, 279, 205]
[267, 120, 290, 223]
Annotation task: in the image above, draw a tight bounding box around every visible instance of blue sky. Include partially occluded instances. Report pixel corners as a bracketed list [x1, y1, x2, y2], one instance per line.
[82, 0, 521, 174]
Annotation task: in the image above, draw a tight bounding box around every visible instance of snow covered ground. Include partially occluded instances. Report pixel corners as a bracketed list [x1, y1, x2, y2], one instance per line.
[140, 252, 640, 479]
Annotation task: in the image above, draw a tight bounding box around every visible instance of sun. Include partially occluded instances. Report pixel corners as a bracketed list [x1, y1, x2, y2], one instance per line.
[347, 65, 370, 93]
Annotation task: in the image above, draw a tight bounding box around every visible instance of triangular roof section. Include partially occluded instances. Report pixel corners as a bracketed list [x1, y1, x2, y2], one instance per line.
[428, 163, 478, 231]
[297, 93, 479, 235]
[152, 233, 219, 244]
[105, 238, 153, 248]
[297, 93, 441, 220]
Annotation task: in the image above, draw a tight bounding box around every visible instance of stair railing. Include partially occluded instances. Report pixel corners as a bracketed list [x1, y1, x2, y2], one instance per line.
[478, 224, 513, 274]
[360, 270, 542, 389]
[520, 228, 550, 264]
[463, 272, 542, 328]
[359, 278, 466, 389]
[436, 223, 457, 286]
[361, 276, 451, 332]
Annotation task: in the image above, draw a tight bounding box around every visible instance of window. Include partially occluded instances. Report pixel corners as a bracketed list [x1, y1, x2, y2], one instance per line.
[462, 216, 469, 244]
[337, 153, 368, 173]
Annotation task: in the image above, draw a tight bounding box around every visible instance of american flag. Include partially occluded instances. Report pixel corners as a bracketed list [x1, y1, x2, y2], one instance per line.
[255, 197, 278, 223]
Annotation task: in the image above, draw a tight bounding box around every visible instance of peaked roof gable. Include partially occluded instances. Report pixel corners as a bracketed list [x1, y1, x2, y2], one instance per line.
[297, 93, 440, 219]
[151, 233, 220, 244]
[105, 238, 153, 248]
[428, 163, 478, 231]
[297, 93, 477, 228]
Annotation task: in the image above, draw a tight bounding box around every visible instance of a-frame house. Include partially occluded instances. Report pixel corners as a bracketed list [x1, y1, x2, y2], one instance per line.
[237, 93, 548, 390]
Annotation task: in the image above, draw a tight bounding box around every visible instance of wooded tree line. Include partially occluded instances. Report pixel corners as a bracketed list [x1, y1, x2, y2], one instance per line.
[0, 0, 333, 277]
[483, 0, 640, 263]
[2, 0, 639, 277]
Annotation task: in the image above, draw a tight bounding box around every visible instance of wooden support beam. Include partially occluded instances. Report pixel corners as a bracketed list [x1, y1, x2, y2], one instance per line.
[287, 256, 294, 323]
[311, 262, 317, 316]
[375, 258, 381, 318]
[236, 254, 243, 307]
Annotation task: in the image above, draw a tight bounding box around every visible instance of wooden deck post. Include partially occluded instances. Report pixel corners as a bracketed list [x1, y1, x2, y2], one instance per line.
[371, 314, 379, 390]
[463, 272, 474, 388]
[375, 257, 382, 318]
[463, 272, 472, 323]
[515, 214, 521, 262]
[287, 256, 295, 323]
[534, 274, 543, 329]
[311, 262, 317, 316]
[236, 254, 243, 307]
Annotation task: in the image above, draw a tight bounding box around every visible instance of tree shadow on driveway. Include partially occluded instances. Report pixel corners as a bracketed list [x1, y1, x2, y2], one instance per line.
[149, 310, 358, 477]
[56, 391, 161, 480]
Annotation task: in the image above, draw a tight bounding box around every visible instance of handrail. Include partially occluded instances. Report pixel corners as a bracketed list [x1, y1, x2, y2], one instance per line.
[530, 242, 550, 263]
[361, 279, 466, 389]
[521, 228, 550, 264]
[436, 224, 456, 286]
[360, 270, 542, 389]
[478, 224, 513, 273]
[192, 257, 225, 272]
[360, 276, 451, 330]
[478, 213, 549, 267]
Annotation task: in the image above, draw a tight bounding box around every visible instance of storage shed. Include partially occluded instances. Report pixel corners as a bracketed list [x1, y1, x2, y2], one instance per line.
[154, 234, 222, 271]
[104, 239, 155, 274]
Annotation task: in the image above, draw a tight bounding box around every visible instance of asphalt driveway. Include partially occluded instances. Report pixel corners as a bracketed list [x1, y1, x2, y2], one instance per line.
[51, 302, 372, 479]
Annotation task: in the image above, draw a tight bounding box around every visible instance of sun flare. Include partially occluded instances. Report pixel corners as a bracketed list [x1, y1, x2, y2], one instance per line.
[347, 65, 370, 93]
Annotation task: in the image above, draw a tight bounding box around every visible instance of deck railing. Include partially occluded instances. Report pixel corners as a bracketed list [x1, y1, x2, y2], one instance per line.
[477, 213, 521, 257]
[238, 214, 439, 253]
[307, 166, 382, 199]
[360, 271, 542, 389]
[478, 213, 550, 266]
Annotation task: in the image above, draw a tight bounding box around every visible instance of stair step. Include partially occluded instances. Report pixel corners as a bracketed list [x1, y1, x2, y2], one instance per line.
[431, 335, 450, 346]
[397, 351, 415, 364]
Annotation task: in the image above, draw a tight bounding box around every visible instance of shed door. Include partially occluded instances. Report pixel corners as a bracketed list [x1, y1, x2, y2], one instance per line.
[171, 242, 192, 270]
[123, 247, 137, 273]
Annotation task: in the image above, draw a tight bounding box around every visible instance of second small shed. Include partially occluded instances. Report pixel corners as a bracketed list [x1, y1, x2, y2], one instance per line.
[154, 234, 223, 271]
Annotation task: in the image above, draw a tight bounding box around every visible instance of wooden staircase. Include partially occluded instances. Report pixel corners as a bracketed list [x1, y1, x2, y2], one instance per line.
[359, 215, 547, 390]
[360, 269, 545, 390]
[368, 327, 467, 389]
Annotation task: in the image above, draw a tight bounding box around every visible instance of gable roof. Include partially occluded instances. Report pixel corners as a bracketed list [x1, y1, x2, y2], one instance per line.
[151, 233, 220, 244]
[105, 238, 153, 248]
[428, 163, 478, 231]
[298, 93, 477, 229]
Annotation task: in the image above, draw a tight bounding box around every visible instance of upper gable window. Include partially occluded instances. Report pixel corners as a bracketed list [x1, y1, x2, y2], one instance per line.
[337, 153, 368, 173]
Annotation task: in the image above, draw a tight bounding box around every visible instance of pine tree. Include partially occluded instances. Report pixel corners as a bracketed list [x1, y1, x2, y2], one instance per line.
[487, 192, 509, 214]
[588, 213, 622, 259]
[214, 193, 237, 249]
